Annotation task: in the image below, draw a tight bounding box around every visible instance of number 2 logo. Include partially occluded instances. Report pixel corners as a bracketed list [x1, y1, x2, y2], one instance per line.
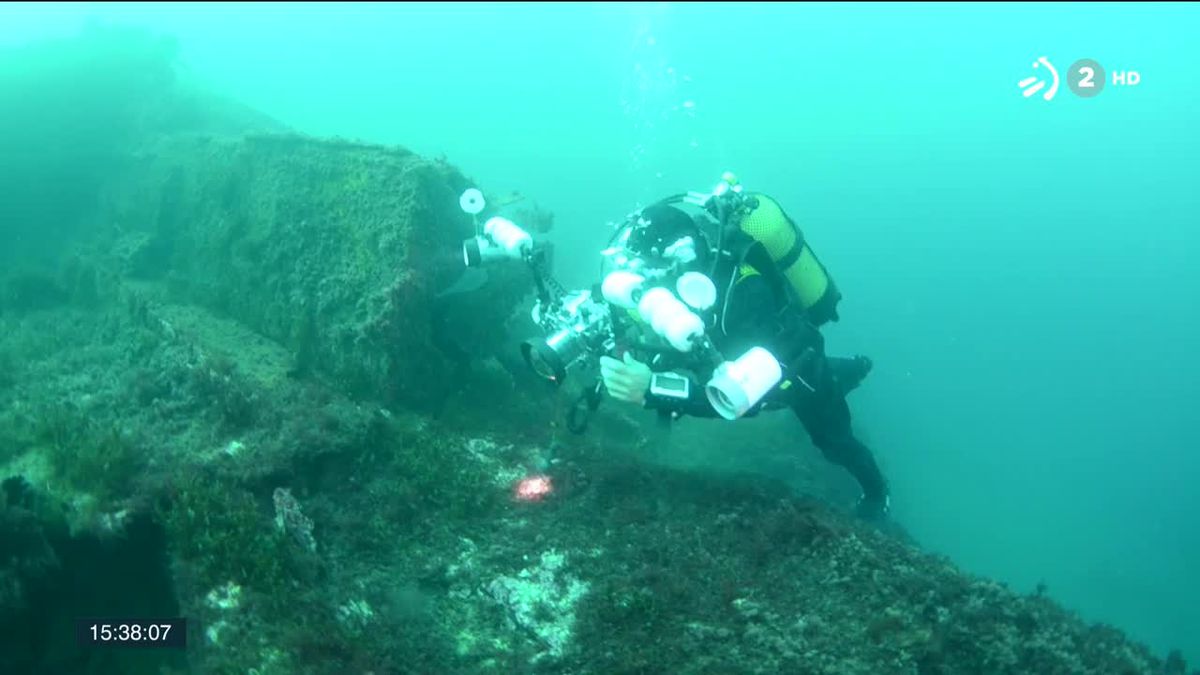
[1067, 59, 1106, 98]
[1078, 66, 1095, 88]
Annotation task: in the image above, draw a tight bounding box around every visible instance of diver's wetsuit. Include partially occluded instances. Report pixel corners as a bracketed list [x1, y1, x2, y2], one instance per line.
[641, 266, 889, 504]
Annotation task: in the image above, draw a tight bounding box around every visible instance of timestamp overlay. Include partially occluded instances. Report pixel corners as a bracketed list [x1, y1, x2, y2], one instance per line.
[76, 617, 188, 649]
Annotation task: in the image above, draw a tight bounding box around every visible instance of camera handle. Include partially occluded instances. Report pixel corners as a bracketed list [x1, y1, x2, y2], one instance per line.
[526, 243, 566, 308]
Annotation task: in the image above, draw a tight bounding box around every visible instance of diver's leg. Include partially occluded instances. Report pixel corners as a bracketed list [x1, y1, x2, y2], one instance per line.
[793, 389, 889, 518]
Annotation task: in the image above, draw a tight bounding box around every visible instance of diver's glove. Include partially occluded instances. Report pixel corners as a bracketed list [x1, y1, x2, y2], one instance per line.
[599, 353, 652, 405]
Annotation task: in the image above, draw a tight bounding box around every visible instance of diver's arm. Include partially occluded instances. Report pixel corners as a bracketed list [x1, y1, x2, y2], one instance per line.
[718, 274, 786, 358]
[601, 352, 720, 416]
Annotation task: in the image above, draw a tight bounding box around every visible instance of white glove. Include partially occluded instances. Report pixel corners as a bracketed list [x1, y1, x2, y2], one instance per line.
[599, 352, 652, 405]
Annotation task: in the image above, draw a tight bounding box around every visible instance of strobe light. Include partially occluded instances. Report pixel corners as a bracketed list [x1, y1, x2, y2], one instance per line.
[463, 216, 532, 267]
[600, 270, 646, 309]
[636, 287, 704, 352]
[705, 347, 783, 420]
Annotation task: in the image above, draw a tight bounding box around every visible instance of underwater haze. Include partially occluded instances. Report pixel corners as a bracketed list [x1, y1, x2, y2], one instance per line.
[4, 0, 1199, 666]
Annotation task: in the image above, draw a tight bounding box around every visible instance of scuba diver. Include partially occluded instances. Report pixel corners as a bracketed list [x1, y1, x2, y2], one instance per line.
[457, 175, 889, 521]
[595, 180, 891, 521]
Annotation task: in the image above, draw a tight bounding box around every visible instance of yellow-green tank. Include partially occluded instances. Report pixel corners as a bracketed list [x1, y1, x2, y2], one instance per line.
[736, 193, 842, 325]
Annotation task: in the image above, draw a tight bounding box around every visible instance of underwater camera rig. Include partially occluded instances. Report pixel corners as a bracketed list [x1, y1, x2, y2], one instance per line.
[459, 189, 615, 386]
[456, 178, 790, 430]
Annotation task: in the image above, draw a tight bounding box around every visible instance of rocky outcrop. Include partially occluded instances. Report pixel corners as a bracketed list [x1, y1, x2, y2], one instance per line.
[93, 132, 530, 412]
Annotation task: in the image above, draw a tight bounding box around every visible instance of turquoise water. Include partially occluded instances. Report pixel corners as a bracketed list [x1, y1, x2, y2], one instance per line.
[4, 1, 1198, 662]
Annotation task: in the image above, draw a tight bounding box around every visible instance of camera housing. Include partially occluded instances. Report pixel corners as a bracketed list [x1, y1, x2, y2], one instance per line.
[521, 290, 614, 384]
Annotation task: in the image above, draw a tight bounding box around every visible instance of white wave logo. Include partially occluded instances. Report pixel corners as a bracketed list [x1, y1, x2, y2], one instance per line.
[1019, 57, 1060, 101]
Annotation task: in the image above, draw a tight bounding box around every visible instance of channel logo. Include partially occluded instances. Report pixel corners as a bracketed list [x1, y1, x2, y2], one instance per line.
[1019, 57, 1142, 100]
[1019, 57, 1059, 100]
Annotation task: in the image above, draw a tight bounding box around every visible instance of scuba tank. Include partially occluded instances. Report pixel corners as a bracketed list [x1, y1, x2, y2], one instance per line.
[602, 174, 843, 328]
[706, 172, 843, 327]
